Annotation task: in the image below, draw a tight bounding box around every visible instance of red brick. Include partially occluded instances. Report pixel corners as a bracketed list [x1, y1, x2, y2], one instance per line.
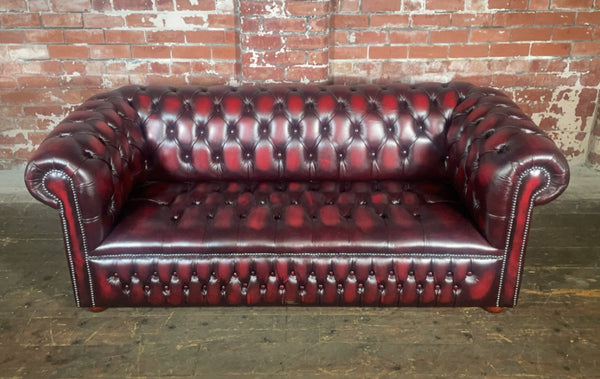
[531, 42, 571, 55]
[22, 61, 63, 74]
[430, 29, 469, 43]
[91, 0, 111, 10]
[309, 17, 328, 32]
[593, 27, 600, 40]
[285, 66, 328, 82]
[331, 15, 369, 28]
[241, 16, 260, 32]
[489, 0, 527, 8]
[64, 30, 104, 44]
[530, 59, 568, 71]
[83, 14, 124, 28]
[131, 45, 170, 59]
[551, 0, 593, 8]
[470, 28, 510, 42]
[330, 46, 367, 59]
[170, 61, 192, 74]
[534, 11, 576, 25]
[50, 0, 90, 11]
[0, 76, 17, 89]
[489, 43, 530, 56]
[580, 62, 600, 85]
[105, 30, 145, 44]
[370, 14, 410, 28]
[23, 29, 63, 43]
[536, 73, 577, 86]
[186, 30, 229, 44]
[493, 12, 535, 26]
[369, 45, 408, 59]
[240, 1, 283, 15]
[175, 0, 215, 10]
[452, 13, 493, 27]
[17, 75, 60, 89]
[572, 41, 600, 55]
[332, 31, 348, 45]
[409, 45, 448, 58]
[215, 62, 237, 77]
[146, 30, 185, 43]
[243, 35, 284, 50]
[28, 0, 49, 10]
[212, 45, 236, 60]
[0, 0, 26, 11]
[568, 59, 590, 71]
[263, 18, 306, 33]
[90, 45, 131, 59]
[351, 31, 388, 44]
[263, 51, 306, 65]
[8, 45, 48, 60]
[125, 13, 156, 27]
[448, 44, 489, 57]
[41, 13, 82, 27]
[0, 132, 27, 145]
[511, 27, 553, 41]
[0, 13, 41, 27]
[48, 45, 89, 59]
[411, 14, 451, 27]
[362, 0, 401, 11]
[0, 31, 23, 43]
[190, 61, 211, 73]
[243, 66, 285, 81]
[529, 0, 550, 9]
[426, 0, 464, 10]
[576, 12, 600, 26]
[114, 0, 153, 10]
[404, 0, 425, 11]
[286, 1, 329, 15]
[553, 26, 592, 40]
[337, 0, 359, 11]
[172, 45, 211, 59]
[389, 30, 428, 44]
[308, 50, 328, 65]
[208, 14, 235, 28]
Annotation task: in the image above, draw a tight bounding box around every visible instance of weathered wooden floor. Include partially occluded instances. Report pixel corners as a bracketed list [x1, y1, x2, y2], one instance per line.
[0, 193, 599, 377]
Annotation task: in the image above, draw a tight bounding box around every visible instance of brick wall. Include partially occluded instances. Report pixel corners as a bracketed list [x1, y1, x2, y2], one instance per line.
[1, 0, 599, 170]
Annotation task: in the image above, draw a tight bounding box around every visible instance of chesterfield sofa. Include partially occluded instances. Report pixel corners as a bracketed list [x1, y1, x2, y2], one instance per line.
[25, 82, 569, 311]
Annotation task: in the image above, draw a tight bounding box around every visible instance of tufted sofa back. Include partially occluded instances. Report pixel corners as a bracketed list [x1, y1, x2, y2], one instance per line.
[117, 83, 472, 182]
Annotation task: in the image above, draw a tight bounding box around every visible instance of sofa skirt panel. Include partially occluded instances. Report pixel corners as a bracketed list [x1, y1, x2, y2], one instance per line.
[87, 254, 504, 307]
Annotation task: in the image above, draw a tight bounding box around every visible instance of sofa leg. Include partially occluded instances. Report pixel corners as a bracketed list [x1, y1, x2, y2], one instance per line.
[88, 307, 106, 313]
[484, 306, 503, 314]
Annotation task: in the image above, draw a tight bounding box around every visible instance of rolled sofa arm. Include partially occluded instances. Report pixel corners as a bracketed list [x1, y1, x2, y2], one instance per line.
[25, 88, 147, 251]
[446, 86, 570, 250]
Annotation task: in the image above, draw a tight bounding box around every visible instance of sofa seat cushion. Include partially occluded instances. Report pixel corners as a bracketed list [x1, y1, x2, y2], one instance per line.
[91, 180, 500, 258]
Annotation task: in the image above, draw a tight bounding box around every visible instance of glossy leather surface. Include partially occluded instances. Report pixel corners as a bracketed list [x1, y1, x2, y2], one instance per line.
[24, 82, 570, 308]
[93, 180, 499, 257]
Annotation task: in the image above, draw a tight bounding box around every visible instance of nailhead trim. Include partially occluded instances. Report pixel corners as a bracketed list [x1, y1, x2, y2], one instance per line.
[42, 169, 96, 307]
[496, 166, 550, 307]
[91, 252, 503, 260]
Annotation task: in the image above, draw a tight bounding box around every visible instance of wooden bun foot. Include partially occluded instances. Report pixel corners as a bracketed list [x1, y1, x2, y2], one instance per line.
[88, 307, 106, 313]
[484, 306, 504, 313]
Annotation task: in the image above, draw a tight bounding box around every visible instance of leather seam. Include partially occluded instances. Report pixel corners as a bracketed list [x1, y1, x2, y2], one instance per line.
[89, 252, 503, 260]
[496, 166, 550, 307]
[42, 169, 96, 307]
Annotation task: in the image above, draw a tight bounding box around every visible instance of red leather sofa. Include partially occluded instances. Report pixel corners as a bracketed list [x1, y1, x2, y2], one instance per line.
[25, 83, 569, 310]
